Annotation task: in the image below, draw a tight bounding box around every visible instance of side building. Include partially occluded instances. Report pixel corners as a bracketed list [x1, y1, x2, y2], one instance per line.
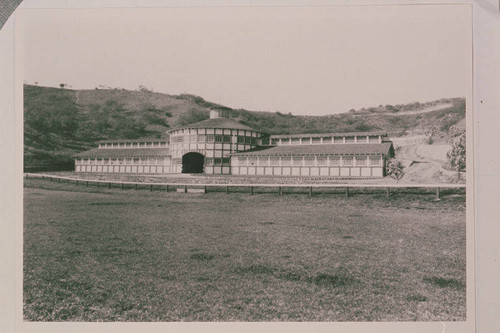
[74, 111, 394, 178]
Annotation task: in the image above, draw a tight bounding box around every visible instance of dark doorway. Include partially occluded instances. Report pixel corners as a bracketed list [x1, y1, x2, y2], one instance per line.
[182, 152, 204, 173]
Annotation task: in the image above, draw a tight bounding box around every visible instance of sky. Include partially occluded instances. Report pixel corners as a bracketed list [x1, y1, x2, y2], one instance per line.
[17, 5, 472, 115]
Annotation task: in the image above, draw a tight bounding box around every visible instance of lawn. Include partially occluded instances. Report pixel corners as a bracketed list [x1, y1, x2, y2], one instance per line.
[23, 178, 466, 321]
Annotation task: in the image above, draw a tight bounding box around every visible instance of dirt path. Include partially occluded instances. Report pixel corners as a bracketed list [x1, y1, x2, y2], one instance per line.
[397, 144, 461, 183]
[354, 103, 453, 117]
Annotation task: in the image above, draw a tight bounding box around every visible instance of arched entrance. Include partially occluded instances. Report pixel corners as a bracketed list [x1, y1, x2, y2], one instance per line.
[182, 152, 204, 174]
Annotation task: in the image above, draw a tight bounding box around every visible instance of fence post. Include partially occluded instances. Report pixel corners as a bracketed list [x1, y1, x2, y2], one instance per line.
[97, 182, 99, 188]
[150, 184, 153, 192]
[436, 187, 440, 201]
[184, 185, 187, 193]
[226, 186, 229, 194]
[345, 187, 349, 198]
[121, 183, 124, 190]
[166, 184, 169, 192]
[250, 186, 253, 196]
[86, 181, 88, 187]
[135, 184, 138, 191]
[76, 180, 78, 186]
[386, 187, 391, 198]
[309, 186, 313, 197]
[278, 186, 282, 196]
[204, 186, 207, 194]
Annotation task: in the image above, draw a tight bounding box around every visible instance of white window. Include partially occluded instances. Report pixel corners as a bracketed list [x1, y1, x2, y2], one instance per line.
[317, 157, 327, 166]
[258, 157, 269, 166]
[329, 157, 340, 166]
[342, 156, 353, 166]
[345, 136, 355, 143]
[305, 157, 315, 166]
[292, 157, 303, 166]
[238, 157, 247, 166]
[281, 157, 291, 166]
[270, 157, 279, 166]
[369, 156, 382, 166]
[355, 156, 367, 166]
[356, 136, 368, 143]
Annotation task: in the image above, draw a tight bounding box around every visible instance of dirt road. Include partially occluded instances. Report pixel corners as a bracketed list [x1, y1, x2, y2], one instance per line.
[397, 144, 461, 183]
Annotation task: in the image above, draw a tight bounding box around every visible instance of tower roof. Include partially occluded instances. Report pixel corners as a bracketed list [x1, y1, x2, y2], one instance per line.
[172, 117, 256, 132]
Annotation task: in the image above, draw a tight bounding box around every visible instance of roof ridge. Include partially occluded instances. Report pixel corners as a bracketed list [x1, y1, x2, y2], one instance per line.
[171, 117, 255, 131]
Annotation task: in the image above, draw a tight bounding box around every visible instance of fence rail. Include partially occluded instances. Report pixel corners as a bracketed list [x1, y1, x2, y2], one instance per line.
[24, 173, 465, 199]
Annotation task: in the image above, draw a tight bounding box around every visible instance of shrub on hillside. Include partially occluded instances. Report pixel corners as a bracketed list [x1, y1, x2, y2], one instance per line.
[447, 131, 466, 178]
[177, 109, 209, 126]
[385, 158, 405, 181]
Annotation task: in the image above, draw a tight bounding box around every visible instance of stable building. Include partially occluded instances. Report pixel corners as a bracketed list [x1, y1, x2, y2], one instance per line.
[74, 110, 394, 178]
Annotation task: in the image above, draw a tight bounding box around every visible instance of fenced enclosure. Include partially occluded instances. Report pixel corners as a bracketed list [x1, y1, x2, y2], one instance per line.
[24, 173, 465, 200]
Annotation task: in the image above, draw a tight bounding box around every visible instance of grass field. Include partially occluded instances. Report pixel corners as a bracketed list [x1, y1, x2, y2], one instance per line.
[23, 178, 466, 321]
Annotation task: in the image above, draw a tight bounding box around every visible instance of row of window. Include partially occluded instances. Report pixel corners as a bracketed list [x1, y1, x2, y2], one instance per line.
[205, 158, 231, 166]
[99, 142, 168, 149]
[233, 155, 382, 167]
[77, 155, 382, 167]
[172, 128, 259, 136]
[264, 135, 381, 146]
[76, 157, 170, 165]
[169, 144, 251, 154]
[171, 135, 257, 145]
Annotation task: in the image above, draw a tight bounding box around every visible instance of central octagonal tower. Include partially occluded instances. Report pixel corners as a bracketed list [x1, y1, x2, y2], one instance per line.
[167, 110, 263, 174]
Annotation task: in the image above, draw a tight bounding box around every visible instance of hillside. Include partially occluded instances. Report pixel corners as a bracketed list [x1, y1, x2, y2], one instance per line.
[23, 84, 465, 172]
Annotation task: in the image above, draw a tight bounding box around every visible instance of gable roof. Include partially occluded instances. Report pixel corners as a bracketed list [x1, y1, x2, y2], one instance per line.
[172, 118, 255, 131]
[232, 142, 394, 157]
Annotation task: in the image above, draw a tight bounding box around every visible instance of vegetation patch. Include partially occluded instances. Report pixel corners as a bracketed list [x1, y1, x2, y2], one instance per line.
[278, 271, 303, 282]
[406, 294, 428, 302]
[423, 276, 465, 289]
[235, 264, 276, 276]
[89, 202, 129, 206]
[190, 253, 215, 261]
[310, 273, 355, 288]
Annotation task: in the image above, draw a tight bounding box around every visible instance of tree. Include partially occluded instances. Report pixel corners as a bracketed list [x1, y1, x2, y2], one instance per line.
[138, 85, 152, 93]
[447, 131, 466, 178]
[177, 109, 209, 126]
[385, 158, 405, 181]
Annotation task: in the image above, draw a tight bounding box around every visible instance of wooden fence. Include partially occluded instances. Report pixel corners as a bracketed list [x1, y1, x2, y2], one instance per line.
[24, 173, 466, 200]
